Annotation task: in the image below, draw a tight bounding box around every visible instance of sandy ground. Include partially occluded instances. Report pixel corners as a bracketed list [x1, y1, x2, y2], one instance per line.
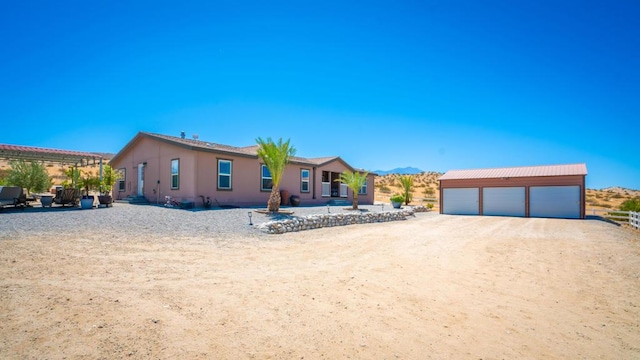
[1, 214, 639, 359]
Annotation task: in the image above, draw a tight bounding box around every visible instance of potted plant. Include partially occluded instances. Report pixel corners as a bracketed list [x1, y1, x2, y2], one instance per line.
[98, 165, 121, 207]
[78, 172, 100, 209]
[390, 194, 404, 209]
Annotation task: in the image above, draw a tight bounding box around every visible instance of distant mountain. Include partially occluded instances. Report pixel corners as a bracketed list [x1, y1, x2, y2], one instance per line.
[373, 167, 423, 175]
[93, 152, 115, 160]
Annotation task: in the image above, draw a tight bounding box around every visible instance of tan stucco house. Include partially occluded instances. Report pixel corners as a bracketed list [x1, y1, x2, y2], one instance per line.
[109, 132, 375, 207]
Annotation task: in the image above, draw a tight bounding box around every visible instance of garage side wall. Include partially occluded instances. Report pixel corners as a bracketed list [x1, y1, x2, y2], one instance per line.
[439, 175, 585, 218]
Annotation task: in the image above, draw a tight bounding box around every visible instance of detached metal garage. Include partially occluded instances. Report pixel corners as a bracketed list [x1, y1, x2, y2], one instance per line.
[439, 164, 587, 219]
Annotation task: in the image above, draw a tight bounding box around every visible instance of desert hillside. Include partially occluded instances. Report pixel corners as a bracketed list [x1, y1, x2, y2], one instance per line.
[374, 172, 442, 205]
[373, 172, 639, 210]
[2, 159, 638, 210]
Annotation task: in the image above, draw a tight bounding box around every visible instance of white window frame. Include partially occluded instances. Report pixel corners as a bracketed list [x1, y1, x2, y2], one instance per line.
[261, 165, 273, 191]
[358, 179, 367, 195]
[300, 169, 310, 193]
[170, 159, 179, 190]
[218, 159, 232, 190]
[118, 168, 126, 192]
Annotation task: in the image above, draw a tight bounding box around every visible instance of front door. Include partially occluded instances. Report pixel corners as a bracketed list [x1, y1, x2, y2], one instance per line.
[137, 163, 145, 196]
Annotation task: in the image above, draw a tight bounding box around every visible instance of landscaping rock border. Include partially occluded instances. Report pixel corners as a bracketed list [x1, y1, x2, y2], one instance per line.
[257, 209, 416, 234]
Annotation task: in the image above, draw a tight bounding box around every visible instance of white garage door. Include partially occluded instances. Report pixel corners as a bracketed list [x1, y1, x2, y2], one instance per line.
[530, 186, 581, 219]
[443, 188, 479, 215]
[483, 187, 525, 217]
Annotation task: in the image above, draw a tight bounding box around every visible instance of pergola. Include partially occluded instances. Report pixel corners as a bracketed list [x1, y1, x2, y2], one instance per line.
[0, 143, 104, 179]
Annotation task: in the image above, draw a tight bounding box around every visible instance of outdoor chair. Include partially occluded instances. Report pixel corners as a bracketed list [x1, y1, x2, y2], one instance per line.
[15, 188, 36, 208]
[53, 188, 80, 207]
[0, 186, 23, 210]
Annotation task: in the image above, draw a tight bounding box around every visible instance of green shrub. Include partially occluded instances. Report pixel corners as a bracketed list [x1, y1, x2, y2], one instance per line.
[6, 160, 51, 195]
[390, 194, 405, 203]
[620, 198, 640, 212]
[399, 175, 414, 205]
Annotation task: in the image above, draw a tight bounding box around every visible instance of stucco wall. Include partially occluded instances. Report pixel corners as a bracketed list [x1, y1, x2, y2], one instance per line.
[111, 136, 375, 207]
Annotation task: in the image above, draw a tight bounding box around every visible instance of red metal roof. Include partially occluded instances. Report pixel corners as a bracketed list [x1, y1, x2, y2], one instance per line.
[439, 163, 587, 180]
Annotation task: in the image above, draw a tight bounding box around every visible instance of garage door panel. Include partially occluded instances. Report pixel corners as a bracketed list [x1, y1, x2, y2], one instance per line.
[530, 186, 580, 219]
[483, 187, 525, 217]
[443, 188, 479, 215]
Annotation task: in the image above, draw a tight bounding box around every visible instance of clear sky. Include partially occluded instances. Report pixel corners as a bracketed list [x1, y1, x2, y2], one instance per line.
[1, 1, 638, 189]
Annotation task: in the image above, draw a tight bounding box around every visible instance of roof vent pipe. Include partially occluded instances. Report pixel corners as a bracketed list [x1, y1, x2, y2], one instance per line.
[180, 131, 186, 139]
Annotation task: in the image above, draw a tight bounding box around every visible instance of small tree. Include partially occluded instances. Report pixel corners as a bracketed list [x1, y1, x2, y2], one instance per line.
[399, 175, 414, 205]
[6, 160, 51, 195]
[61, 167, 82, 189]
[336, 171, 369, 210]
[78, 171, 100, 197]
[100, 165, 122, 196]
[256, 137, 296, 212]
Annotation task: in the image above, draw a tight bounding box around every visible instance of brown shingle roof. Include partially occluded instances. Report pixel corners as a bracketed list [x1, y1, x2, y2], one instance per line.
[131, 132, 349, 168]
[439, 163, 587, 180]
[144, 132, 257, 155]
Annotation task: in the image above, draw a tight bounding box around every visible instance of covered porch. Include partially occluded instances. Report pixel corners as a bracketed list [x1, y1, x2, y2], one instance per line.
[321, 170, 348, 198]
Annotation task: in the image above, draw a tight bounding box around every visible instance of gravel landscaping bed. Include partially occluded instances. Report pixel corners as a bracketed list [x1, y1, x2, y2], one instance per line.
[0, 202, 429, 240]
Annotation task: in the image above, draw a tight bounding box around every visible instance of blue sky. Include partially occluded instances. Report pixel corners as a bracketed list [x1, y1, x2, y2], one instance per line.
[1, 1, 638, 189]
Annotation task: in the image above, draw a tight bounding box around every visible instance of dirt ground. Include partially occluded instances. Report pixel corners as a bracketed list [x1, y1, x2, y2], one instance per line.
[1, 214, 639, 359]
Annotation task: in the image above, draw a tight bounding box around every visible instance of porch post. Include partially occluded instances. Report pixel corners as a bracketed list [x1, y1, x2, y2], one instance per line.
[99, 158, 103, 182]
[312, 167, 316, 199]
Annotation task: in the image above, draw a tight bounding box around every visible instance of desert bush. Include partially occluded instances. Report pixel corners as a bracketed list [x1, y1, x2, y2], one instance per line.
[591, 201, 612, 208]
[620, 198, 640, 212]
[378, 185, 391, 193]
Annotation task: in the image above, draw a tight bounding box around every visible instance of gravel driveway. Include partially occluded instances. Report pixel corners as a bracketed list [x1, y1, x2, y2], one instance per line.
[0, 203, 413, 240]
[1, 205, 638, 359]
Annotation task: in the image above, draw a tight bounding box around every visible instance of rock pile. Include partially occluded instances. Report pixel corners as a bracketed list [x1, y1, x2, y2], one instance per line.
[258, 209, 415, 234]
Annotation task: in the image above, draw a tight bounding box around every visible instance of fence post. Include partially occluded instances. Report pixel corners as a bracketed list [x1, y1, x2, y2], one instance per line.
[630, 211, 638, 230]
[632, 211, 640, 230]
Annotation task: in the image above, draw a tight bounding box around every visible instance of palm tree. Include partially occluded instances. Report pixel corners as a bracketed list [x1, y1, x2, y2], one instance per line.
[399, 175, 414, 205]
[337, 170, 369, 210]
[256, 137, 296, 212]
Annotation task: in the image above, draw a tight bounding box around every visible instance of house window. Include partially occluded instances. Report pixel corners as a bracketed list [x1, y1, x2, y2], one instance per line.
[301, 169, 310, 193]
[218, 159, 232, 190]
[171, 159, 179, 189]
[118, 168, 126, 192]
[359, 179, 367, 195]
[261, 165, 273, 191]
